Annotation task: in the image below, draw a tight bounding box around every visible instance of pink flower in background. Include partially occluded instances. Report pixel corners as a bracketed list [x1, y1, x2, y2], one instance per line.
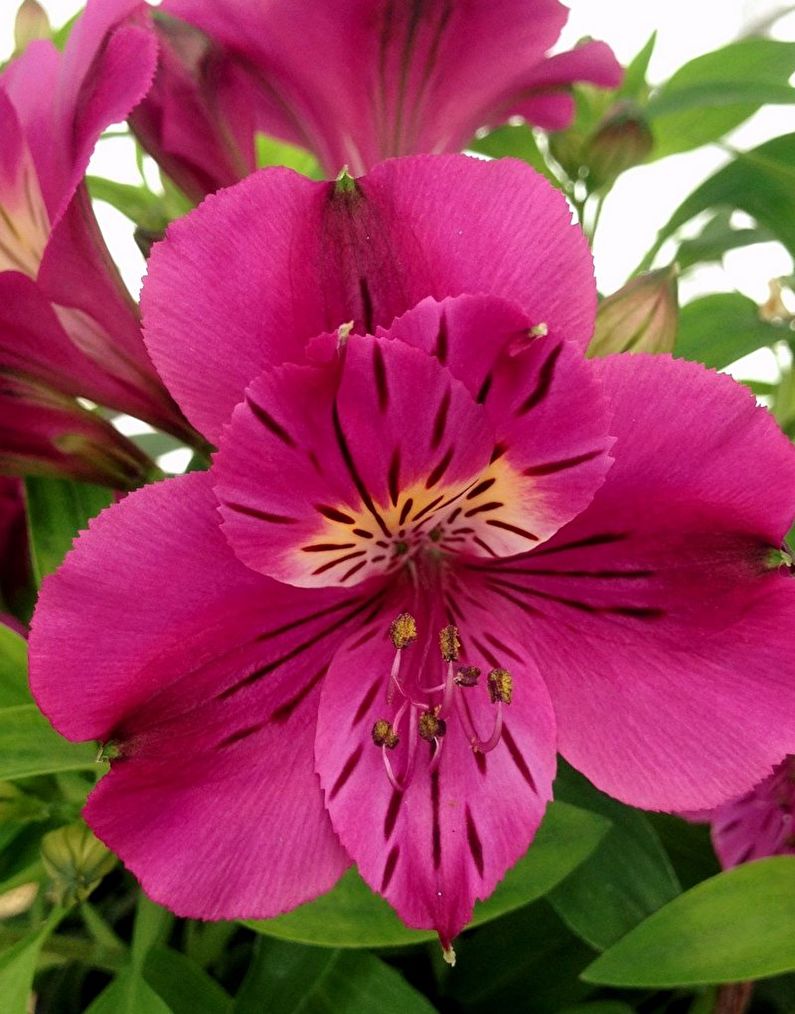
[29, 156, 795, 948]
[709, 756, 795, 868]
[131, 0, 622, 192]
[0, 0, 193, 482]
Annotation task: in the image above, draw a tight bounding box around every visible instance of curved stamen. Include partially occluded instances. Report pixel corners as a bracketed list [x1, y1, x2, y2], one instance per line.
[456, 690, 504, 755]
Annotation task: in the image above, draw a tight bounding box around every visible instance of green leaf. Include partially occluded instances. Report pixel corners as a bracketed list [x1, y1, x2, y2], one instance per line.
[131, 894, 174, 971]
[653, 133, 795, 261]
[255, 134, 323, 179]
[0, 705, 97, 780]
[584, 857, 795, 987]
[617, 32, 656, 102]
[646, 813, 721, 891]
[24, 477, 113, 584]
[246, 801, 609, 947]
[674, 211, 775, 272]
[235, 938, 436, 1014]
[469, 125, 564, 189]
[0, 626, 29, 707]
[143, 946, 232, 1014]
[648, 40, 795, 159]
[675, 292, 782, 369]
[87, 177, 170, 232]
[550, 765, 681, 950]
[86, 968, 172, 1014]
[0, 908, 64, 1014]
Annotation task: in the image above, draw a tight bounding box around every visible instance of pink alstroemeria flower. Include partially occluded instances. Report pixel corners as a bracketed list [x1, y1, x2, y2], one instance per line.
[706, 756, 795, 868]
[130, 0, 621, 194]
[29, 156, 795, 950]
[0, 0, 193, 481]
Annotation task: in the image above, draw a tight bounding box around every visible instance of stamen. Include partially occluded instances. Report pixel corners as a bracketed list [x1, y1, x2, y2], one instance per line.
[455, 665, 481, 687]
[390, 612, 417, 649]
[372, 719, 399, 749]
[487, 668, 513, 704]
[418, 706, 447, 742]
[438, 624, 461, 662]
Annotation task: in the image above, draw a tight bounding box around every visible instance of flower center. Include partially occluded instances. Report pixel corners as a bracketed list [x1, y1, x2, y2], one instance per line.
[301, 456, 538, 586]
[371, 612, 513, 790]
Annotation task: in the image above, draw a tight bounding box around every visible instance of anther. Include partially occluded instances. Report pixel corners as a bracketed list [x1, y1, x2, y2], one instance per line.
[439, 624, 461, 662]
[455, 665, 481, 688]
[390, 612, 417, 649]
[372, 719, 399, 749]
[418, 706, 447, 742]
[487, 668, 513, 705]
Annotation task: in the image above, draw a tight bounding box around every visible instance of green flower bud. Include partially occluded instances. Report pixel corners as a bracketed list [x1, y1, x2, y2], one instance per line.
[14, 0, 50, 53]
[589, 266, 679, 358]
[41, 824, 117, 907]
[584, 101, 654, 190]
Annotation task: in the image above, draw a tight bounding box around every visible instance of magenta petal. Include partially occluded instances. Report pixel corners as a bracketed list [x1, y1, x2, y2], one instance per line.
[382, 294, 614, 550]
[498, 42, 625, 130]
[129, 15, 259, 203]
[485, 355, 795, 810]
[159, 0, 618, 174]
[30, 472, 356, 917]
[710, 756, 795, 868]
[3, 1, 156, 222]
[143, 155, 595, 442]
[315, 595, 555, 943]
[0, 376, 152, 487]
[215, 334, 494, 586]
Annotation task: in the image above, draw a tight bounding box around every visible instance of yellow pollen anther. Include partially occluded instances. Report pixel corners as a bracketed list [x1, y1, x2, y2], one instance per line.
[487, 668, 513, 705]
[439, 624, 461, 662]
[390, 612, 417, 649]
[372, 719, 399, 749]
[418, 706, 447, 742]
[455, 665, 481, 687]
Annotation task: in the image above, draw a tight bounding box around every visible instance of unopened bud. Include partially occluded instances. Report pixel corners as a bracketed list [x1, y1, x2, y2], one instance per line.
[372, 719, 399, 749]
[390, 612, 417, 649]
[41, 823, 117, 906]
[585, 102, 653, 189]
[418, 707, 447, 741]
[14, 0, 50, 52]
[438, 625, 461, 662]
[589, 266, 679, 357]
[487, 668, 513, 705]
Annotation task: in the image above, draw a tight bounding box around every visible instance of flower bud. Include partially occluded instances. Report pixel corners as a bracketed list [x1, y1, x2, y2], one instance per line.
[584, 102, 653, 189]
[588, 266, 679, 357]
[41, 823, 117, 907]
[14, 0, 50, 53]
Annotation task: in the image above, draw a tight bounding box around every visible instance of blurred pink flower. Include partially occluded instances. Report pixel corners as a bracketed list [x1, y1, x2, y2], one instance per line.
[709, 756, 795, 868]
[0, 0, 192, 483]
[131, 0, 622, 194]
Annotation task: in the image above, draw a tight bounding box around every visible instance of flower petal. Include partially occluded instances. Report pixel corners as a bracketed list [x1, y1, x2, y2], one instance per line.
[2, 0, 157, 222]
[30, 471, 357, 917]
[315, 593, 556, 945]
[710, 756, 795, 868]
[143, 154, 594, 442]
[160, 0, 617, 172]
[471, 355, 795, 810]
[383, 294, 614, 551]
[215, 334, 495, 586]
[497, 41, 625, 130]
